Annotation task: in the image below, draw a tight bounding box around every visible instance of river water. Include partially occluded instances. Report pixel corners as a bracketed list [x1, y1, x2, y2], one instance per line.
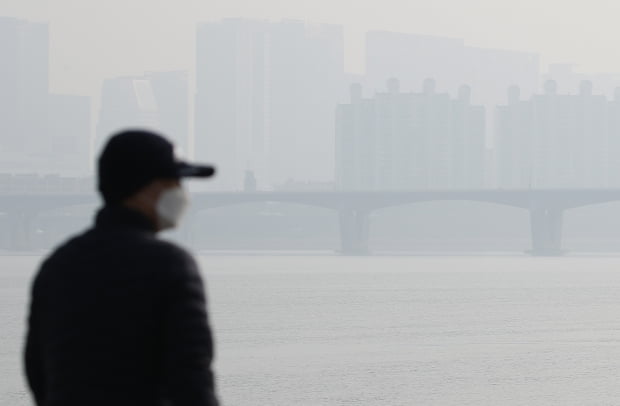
[4, 255, 620, 405]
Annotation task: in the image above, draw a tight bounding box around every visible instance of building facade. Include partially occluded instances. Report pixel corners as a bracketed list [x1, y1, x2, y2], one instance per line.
[96, 71, 189, 156]
[195, 19, 345, 190]
[364, 30, 540, 138]
[47, 94, 91, 175]
[336, 79, 486, 190]
[496, 80, 612, 188]
[0, 17, 49, 155]
[0, 17, 91, 176]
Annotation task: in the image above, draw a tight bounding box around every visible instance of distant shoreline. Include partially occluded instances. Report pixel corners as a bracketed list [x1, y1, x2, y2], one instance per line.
[4, 249, 620, 258]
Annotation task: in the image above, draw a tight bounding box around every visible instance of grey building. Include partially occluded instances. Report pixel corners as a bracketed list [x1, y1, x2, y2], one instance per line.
[496, 80, 610, 188]
[608, 88, 620, 188]
[47, 94, 91, 175]
[0, 17, 91, 176]
[195, 19, 270, 191]
[336, 79, 486, 191]
[195, 18, 345, 190]
[0, 17, 49, 155]
[96, 71, 189, 155]
[495, 86, 534, 188]
[365, 30, 540, 109]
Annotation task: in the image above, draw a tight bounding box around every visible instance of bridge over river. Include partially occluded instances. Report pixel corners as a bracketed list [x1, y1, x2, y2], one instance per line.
[2, 189, 620, 255]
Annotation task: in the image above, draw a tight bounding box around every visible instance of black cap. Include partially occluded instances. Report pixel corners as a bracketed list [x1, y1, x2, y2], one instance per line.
[98, 129, 215, 204]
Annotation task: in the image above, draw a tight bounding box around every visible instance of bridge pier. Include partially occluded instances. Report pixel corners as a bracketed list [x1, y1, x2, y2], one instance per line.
[529, 207, 564, 256]
[338, 209, 370, 255]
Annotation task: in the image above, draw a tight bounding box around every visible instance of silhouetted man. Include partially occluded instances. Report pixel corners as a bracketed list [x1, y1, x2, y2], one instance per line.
[24, 130, 219, 406]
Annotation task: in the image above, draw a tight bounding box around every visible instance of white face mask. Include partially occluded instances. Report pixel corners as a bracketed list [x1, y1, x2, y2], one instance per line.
[156, 186, 189, 230]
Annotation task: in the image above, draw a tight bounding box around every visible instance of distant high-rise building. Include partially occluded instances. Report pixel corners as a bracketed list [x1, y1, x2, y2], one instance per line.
[195, 19, 270, 191]
[195, 19, 345, 190]
[148, 71, 190, 156]
[495, 86, 534, 188]
[96, 71, 189, 155]
[544, 64, 620, 97]
[0, 17, 49, 154]
[0, 17, 92, 176]
[47, 94, 91, 176]
[608, 88, 620, 188]
[496, 80, 610, 188]
[336, 79, 486, 190]
[365, 31, 540, 109]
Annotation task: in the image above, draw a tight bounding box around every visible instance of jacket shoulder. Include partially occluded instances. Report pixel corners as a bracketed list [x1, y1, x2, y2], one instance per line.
[139, 238, 201, 281]
[37, 229, 90, 272]
[38, 230, 198, 280]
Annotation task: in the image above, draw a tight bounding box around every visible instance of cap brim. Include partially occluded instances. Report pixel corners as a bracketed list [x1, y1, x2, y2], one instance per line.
[176, 161, 216, 178]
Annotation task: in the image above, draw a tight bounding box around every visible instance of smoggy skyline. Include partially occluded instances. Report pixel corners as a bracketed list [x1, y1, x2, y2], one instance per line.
[3, 0, 620, 97]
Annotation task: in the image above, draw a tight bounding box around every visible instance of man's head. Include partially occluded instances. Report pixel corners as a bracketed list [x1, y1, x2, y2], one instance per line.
[98, 129, 215, 231]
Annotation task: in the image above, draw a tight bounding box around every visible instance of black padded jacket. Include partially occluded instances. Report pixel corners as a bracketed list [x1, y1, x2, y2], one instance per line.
[24, 205, 219, 406]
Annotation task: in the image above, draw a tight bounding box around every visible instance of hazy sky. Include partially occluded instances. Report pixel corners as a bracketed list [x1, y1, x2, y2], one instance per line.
[3, 0, 620, 96]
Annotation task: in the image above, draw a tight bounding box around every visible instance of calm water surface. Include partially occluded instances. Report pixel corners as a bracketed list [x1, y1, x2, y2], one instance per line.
[3, 255, 620, 405]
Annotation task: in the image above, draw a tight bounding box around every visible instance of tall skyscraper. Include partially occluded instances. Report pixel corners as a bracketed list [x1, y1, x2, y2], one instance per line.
[0, 17, 49, 154]
[195, 19, 270, 191]
[608, 88, 620, 188]
[96, 71, 189, 155]
[47, 94, 91, 176]
[195, 19, 345, 190]
[336, 79, 486, 190]
[0, 17, 92, 176]
[267, 20, 344, 187]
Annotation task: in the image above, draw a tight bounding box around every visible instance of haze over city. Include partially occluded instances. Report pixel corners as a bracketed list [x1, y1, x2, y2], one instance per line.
[3, 0, 620, 95]
[8, 2, 620, 405]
